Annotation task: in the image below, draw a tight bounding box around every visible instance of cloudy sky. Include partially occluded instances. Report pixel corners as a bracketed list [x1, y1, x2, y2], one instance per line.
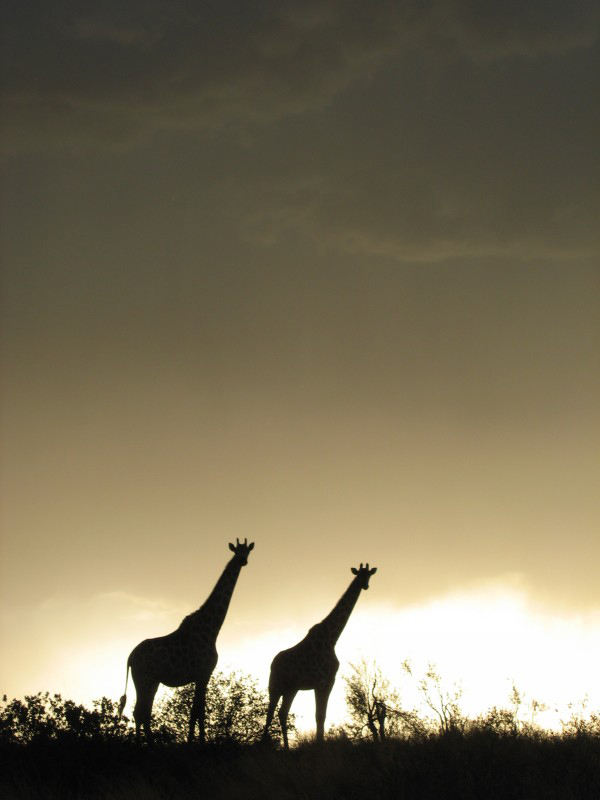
[1, 1, 599, 729]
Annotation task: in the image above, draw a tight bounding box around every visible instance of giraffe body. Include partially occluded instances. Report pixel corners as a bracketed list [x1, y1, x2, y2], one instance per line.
[119, 539, 254, 742]
[269, 628, 339, 692]
[263, 563, 376, 748]
[129, 625, 217, 688]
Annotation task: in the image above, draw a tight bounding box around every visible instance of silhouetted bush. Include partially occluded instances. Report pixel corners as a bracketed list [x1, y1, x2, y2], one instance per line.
[0, 693, 131, 743]
[561, 702, 600, 738]
[156, 669, 291, 744]
[1, 670, 289, 747]
[343, 659, 427, 741]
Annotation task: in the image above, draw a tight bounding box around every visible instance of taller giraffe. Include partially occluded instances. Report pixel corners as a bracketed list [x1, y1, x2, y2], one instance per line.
[119, 538, 254, 742]
[262, 563, 377, 748]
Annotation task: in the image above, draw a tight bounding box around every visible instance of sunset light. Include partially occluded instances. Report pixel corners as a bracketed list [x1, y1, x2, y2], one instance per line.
[1, 1, 599, 797]
[4, 577, 600, 737]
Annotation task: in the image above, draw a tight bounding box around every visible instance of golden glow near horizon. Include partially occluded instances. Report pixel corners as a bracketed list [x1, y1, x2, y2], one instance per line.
[217, 580, 600, 732]
[3, 578, 600, 734]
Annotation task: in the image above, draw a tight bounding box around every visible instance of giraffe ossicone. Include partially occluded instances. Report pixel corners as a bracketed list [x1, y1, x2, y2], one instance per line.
[118, 539, 254, 743]
[262, 562, 377, 749]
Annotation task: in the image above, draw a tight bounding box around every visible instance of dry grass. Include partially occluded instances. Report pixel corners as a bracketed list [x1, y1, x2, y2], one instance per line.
[2, 730, 599, 800]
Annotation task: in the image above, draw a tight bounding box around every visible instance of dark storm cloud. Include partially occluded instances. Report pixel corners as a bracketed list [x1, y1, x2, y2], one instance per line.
[2, 0, 597, 151]
[2, 1, 598, 261]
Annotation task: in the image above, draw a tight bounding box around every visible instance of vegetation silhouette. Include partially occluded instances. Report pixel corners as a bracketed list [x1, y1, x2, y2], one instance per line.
[263, 563, 377, 748]
[119, 539, 254, 743]
[0, 693, 130, 744]
[158, 670, 294, 744]
[2, 691, 600, 800]
[343, 658, 425, 741]
[3, 662, 600, 799]
[1, 670, 282, 747]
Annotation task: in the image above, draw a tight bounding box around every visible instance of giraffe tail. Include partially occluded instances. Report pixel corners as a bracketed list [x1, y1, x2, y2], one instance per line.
[118, 657, 131, 719]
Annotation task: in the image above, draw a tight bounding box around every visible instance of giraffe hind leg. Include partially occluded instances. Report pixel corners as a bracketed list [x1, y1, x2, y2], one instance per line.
[133, 681, 159, 744]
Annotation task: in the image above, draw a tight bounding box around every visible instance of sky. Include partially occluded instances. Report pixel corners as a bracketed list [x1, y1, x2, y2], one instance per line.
[1, 1, 599, 732]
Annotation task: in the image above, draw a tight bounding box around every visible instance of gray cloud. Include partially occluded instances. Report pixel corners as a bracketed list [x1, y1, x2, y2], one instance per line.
[0, 1, 407, 151]
[433, 0, 600, 59]
[242, 158, 598, 262]
[2, 0, 598, 152]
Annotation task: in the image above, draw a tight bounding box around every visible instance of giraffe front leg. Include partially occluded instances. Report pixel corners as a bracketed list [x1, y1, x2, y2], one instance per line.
[189, 683, 207, 744]
[315, 685, 333, 743]
[278, 690, 297, 751]
[262, 689, 280, 743]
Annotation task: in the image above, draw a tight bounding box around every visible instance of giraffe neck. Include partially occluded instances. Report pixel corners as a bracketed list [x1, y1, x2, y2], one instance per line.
[316, 576, 363, 645]
[196, 556, 243, 638]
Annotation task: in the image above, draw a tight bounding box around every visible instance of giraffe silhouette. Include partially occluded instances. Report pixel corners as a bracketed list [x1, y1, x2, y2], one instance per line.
[119, 538, 254, 742]
[262, 563, 377, 748]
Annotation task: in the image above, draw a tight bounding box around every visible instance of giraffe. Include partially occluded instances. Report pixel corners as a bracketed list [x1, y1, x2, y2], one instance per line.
[262, 563, 377, 749]
[118, 538, 254, 742]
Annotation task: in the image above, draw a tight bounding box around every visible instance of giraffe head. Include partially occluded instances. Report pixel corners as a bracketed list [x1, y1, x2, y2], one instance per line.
[229, 537, 255, 566]
[351, 563, 377, 589]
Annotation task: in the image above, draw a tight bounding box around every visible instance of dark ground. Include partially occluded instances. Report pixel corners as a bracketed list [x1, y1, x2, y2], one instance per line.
[2, 732, 599, 800]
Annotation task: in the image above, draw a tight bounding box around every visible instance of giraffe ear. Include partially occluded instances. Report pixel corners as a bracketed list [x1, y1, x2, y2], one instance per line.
[229, 543, 236, 552]
[351, 567, 358, 575]
[248, 542, 255, 551]
[370, 567, 377, 575]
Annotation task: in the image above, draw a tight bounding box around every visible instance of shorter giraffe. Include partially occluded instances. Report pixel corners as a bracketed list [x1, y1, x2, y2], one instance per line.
[119, 539, 254, 742]
[263, 563, 377, 748]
